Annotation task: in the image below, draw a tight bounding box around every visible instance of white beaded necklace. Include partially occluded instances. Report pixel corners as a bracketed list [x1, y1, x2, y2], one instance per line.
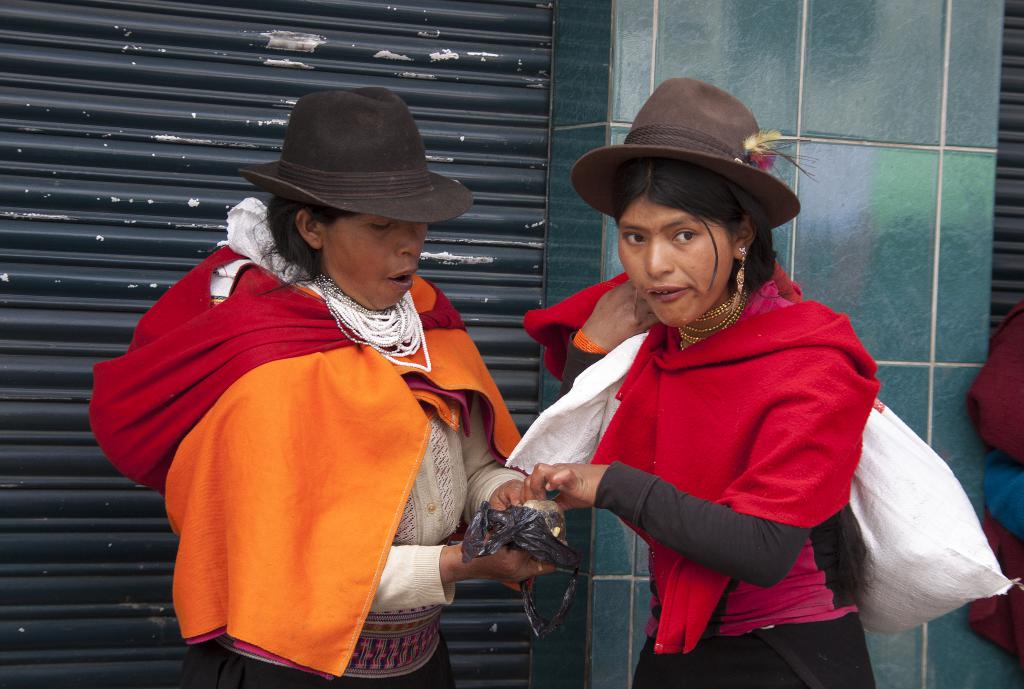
[312, 274, 431, 373]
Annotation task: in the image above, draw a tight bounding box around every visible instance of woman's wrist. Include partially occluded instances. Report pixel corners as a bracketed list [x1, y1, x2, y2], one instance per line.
[439, 544, 471, 585]
[577, 320, 623, 352]
[573, 329, 609, 354]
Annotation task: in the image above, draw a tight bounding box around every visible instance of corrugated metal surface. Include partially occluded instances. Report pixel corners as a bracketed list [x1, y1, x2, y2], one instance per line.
[997, 0, 1024, 325]
[0, 1, 552, 687]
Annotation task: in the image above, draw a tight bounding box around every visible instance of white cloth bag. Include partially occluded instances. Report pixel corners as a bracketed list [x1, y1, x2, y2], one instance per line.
[853, 404, 1012, 631]
[508, 335, 1013, 633]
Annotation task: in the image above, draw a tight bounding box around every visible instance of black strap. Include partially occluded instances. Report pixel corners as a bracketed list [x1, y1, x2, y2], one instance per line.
[522, 569, 578, 638]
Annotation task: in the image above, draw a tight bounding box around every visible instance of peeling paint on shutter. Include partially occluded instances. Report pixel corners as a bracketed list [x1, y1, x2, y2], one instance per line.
[0, 1, 552, 686]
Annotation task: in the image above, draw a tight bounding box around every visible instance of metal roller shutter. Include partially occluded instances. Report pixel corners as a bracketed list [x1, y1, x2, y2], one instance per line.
[997, 0, 1024, 325]
[0, 1, 552, 687]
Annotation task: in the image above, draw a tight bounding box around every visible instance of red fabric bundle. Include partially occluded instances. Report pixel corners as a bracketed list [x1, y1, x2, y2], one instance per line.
[967, 301, 1024, 665]
[524, 277, 877, 654]
[969, 513, 1024, 664]
[89, 247, 464, 493]
[968, 302, 1024, 462]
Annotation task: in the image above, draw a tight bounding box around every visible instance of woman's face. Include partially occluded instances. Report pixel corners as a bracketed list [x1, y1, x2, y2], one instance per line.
[296, 210, 427, 310]
[617, 196, 751, 328]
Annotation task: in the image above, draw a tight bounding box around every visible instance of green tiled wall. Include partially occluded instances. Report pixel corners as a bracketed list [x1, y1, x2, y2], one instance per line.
[552, 0, 612, 126]
[534, 3, 613, 684]
[947, 0, 1005, 148]
[653, 0, 802, 134]
[541, 1, 1018, 687]
[795, 143, 939, 362]
[803, 0, 947, 144]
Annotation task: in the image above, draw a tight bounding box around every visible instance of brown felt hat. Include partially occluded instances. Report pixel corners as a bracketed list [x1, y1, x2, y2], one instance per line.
[572, 78, 800, 228]
[240, 88, 471, 223]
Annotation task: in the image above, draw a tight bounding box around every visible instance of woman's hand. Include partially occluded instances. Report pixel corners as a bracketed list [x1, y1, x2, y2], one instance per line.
[579, 280, 659, 351]
[526, 463, 609, 510]
[488, 479, 526, 510]
[440, 543, 554, 584]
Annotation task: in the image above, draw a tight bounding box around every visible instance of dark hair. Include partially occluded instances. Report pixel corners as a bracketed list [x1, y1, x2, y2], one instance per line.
[611, 158, 776, 293]
[265, 195, 356, 281]
[836, 506, 868, 599]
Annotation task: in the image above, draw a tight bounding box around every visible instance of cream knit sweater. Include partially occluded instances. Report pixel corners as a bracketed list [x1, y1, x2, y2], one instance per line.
[369, 398, 523, 611]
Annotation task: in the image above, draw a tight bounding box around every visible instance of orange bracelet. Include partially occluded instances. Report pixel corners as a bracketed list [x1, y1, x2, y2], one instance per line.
[572, 329, 609, 355]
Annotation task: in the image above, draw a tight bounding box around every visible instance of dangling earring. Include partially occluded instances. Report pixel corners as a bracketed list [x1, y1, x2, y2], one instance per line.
[731, 246, 748, 308]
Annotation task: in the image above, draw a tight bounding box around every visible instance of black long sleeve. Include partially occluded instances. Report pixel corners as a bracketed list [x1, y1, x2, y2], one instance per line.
[559, 338, 809, 587]
[595, 462, 810, 587]
[559, 336, 606, 396]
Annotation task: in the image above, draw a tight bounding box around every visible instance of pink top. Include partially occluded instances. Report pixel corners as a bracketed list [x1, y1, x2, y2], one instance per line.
[740, 279, 795, 321]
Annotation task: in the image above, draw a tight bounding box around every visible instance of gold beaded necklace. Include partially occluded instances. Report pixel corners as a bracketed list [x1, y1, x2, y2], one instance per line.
[689, 293, 735, 324]
[678, 289, 748, 349]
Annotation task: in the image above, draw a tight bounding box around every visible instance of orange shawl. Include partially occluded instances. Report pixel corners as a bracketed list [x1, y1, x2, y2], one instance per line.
[165, 278, 519, 676]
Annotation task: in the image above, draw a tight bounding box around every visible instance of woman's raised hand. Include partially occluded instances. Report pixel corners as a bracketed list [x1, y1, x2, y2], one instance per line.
[439, 478, 554, 585]
[488, 479, 526, 510]
[525, 463, 609, 510]
[579, 279, 659, 352]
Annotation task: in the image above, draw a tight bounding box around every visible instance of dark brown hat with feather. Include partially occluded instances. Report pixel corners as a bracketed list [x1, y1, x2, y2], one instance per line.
[571, 78, 800, 228]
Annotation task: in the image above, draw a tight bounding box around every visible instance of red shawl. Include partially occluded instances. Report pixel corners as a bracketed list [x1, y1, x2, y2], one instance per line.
[524, 280, 877, 654]
[967, 301, 1024, 665]
[89, 247, 464, 494]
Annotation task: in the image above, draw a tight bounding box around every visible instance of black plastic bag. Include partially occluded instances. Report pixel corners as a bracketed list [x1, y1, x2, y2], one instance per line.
[462, 500, 581, 637]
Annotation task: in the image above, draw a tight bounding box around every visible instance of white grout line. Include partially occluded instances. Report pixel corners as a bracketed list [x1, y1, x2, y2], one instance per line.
[941, 145, 996, 153]
[876, 360, 983, 368]
[582, 510, 596, 689]
[605, 123, 992, 153]
[650, 0, 659, 94]
[922, 4, 954, 683]
[921, 622, 929, 689]
[553, 122, 610, 131]
[603, 0, 616, 283]
[791, 0, 810, 277]
[928, 0, 954, 447]
[608, 0, 618, 124]
[626, 576, 635, 676]
[796, 0, 809, 139]
[776, 135, 994, 153]
[600, 213, 608, 279]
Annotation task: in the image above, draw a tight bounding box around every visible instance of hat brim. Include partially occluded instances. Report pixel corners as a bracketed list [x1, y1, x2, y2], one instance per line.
[238, 161, 473, 224]
[570, 145, 800, 229]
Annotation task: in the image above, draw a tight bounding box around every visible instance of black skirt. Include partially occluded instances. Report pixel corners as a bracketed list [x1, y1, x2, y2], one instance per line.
[633, 614, 876, 689]
[180, 636, 456, 689]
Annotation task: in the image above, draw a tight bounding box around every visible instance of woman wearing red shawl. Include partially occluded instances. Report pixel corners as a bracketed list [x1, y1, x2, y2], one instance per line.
[524, 79, 880, 688]
[968, 299, 1024, 665]
[89, 89, 553, 688]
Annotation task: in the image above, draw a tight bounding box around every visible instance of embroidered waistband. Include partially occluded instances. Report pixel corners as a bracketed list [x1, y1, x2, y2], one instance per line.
[345, 605, 443, 678]
[211, 605, 443, 679]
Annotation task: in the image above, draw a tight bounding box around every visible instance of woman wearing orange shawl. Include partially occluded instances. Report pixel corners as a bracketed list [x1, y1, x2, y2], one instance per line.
[524, 79, 880, 688]
[90, 89, 550, 688]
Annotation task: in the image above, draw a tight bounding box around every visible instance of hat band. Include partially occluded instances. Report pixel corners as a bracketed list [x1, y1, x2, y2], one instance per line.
[624, 124, 740, 160]
[277, 159, 433, 199]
